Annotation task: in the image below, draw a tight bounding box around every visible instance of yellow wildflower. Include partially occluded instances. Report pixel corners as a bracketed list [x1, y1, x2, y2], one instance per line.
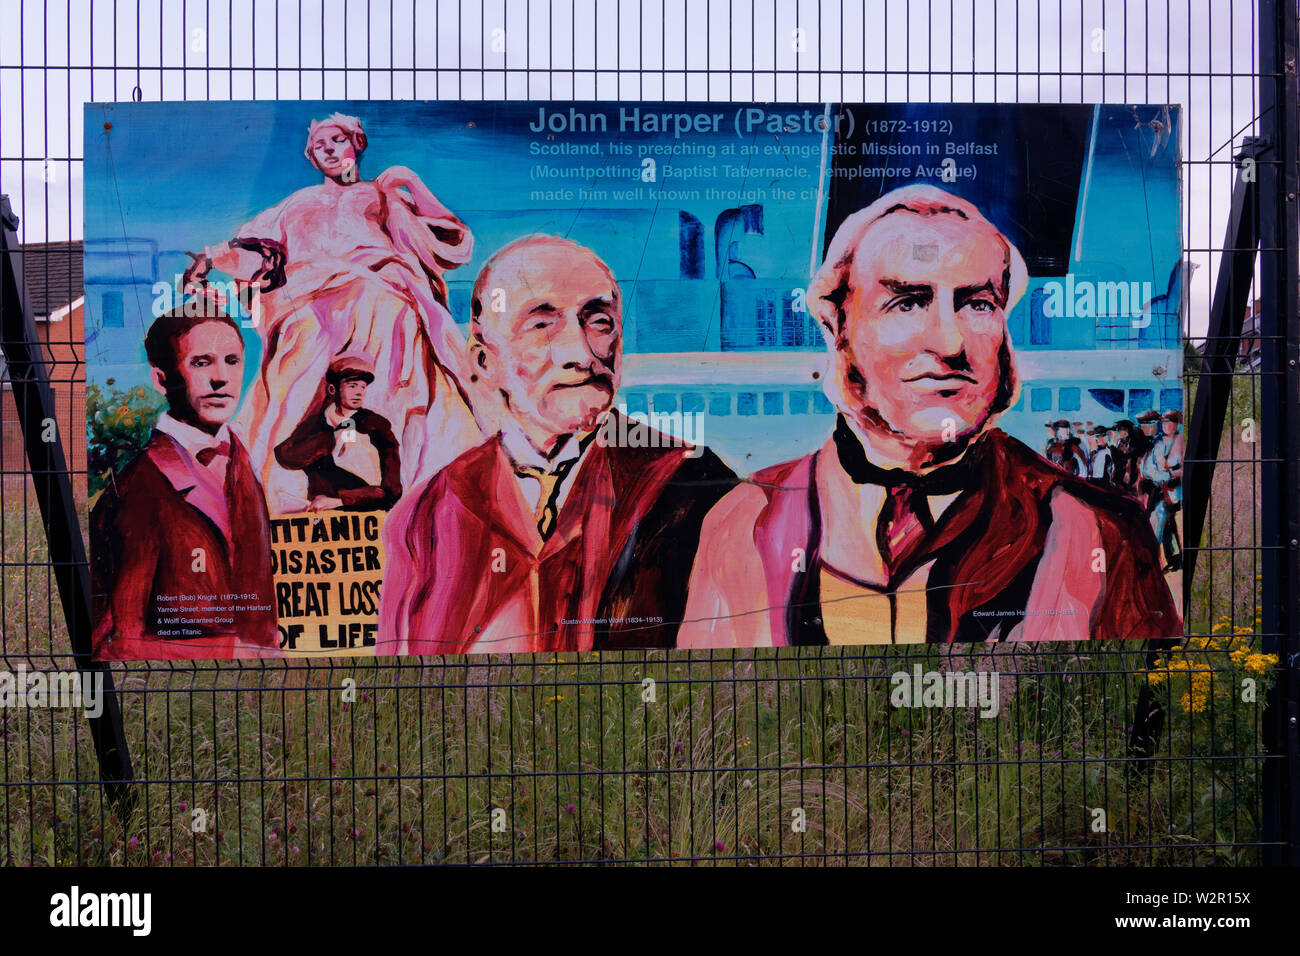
[1244, 653, 1277, 675]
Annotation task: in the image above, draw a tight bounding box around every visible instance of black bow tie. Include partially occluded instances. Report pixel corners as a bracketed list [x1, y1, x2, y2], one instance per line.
[832, 416, 976, 496]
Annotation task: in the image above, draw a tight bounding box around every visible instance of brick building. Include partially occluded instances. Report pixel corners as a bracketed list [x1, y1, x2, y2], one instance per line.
[2, 240, 86, 476]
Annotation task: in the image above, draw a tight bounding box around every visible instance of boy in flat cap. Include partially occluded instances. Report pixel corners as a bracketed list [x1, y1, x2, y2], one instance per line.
[274, 352, 403, 511]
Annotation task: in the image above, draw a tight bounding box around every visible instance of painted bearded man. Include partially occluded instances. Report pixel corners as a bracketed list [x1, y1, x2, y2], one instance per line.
[679, 184, 1179, 646]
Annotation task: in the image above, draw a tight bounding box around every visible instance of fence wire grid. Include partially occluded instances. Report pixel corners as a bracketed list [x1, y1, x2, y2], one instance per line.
[0, 0, 1297, 866]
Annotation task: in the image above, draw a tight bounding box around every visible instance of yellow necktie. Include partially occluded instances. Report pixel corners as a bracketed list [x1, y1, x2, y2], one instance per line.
[514, 465, 566, 540]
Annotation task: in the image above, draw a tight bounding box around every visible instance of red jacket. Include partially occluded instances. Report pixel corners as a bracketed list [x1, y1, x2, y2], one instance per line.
[378, 417, 737, 654]
[90, 430, 279, 660]
[681, 427, 1180, 645]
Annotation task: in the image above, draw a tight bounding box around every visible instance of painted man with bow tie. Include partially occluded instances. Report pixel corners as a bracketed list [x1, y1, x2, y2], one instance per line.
[90, 303, 279, 659]
[679, 184, 1178, 646]
[378, 235, 737, 655]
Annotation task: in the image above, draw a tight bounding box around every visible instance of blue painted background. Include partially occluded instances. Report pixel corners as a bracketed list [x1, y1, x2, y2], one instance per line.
[84, 100, 1182, 473]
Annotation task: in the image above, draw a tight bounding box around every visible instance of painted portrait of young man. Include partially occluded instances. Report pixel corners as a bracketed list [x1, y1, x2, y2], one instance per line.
[90, 303, 279, 660]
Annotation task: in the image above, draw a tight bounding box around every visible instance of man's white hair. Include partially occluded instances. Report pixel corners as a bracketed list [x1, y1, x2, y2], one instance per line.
[806, 183, 1029, 421]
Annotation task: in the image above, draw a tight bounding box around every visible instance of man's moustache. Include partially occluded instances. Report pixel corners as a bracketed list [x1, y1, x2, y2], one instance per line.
[551, 373, 614, 392]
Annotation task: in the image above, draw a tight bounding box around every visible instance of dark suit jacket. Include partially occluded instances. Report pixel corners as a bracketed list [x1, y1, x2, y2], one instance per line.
[90, 429, 279, 659]
[378, 412, 737, 654]
[274, 407, 402, 511]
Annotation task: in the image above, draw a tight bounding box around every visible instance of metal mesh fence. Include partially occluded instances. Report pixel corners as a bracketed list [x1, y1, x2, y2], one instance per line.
[0, 0, 1294, 865]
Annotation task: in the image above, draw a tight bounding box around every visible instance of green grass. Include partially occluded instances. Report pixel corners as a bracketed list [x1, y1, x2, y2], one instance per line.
[1184, 360, 1266, 634]
[0, 643, 1269, 866]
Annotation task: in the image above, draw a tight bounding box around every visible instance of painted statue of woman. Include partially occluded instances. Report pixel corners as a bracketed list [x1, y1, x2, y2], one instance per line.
[184, 112, 481, 512]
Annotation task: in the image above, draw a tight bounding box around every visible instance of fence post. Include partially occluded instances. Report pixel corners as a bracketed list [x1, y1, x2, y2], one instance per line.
[1258, 0, 1300, 868]
[1129, 139, 1266, 775]
[0, 194, 135, 813]
[1182, 140, 1264, 590]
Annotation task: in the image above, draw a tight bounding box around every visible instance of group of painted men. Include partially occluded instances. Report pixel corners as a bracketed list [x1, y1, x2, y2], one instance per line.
[1044, 409, 1184, 572]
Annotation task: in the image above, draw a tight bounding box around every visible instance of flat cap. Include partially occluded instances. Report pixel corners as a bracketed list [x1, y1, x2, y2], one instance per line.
[327, 352, 376, 383]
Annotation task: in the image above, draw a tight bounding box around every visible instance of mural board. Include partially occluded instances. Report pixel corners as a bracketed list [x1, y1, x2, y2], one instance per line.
[83, 100, 1185, 658]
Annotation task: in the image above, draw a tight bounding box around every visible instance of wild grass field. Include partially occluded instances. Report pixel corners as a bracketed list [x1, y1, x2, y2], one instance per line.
[0, 373, 1274, 866]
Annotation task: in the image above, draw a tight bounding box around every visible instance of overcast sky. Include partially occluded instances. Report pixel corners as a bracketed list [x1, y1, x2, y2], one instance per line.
[0, 0, 1266, 336]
